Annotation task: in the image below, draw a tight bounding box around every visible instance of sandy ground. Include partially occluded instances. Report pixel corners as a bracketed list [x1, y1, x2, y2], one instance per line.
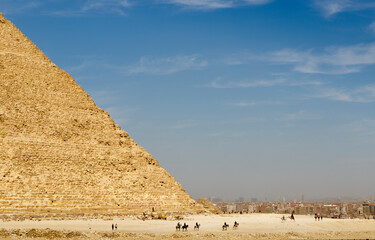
[0, 214, 375, 239]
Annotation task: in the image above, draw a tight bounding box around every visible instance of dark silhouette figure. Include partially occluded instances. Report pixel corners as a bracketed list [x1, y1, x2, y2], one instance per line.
[112, 223, 114, 230]
[290, 211, 295, 221]
[182, 223, 188, 231]
[194, 222, 200, 230]
[222, 222, 229, 231]
[176, 222, 181, 231]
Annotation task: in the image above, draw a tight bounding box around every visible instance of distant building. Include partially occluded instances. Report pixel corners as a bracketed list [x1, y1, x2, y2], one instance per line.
[370, 205, 375, 214]
[295, 205, 308, 215]
[264, 206, 273, 213]
[227, 205, 237, 213]
[248, 205, 256, 213]
[363, 206, 370, 214]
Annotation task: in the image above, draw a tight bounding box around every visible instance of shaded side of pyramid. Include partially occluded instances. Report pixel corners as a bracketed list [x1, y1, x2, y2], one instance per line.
[0, 13, 203, 215]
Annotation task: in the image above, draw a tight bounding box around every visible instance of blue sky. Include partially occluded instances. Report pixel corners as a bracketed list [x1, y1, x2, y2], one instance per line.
[2, 0, 375, 201]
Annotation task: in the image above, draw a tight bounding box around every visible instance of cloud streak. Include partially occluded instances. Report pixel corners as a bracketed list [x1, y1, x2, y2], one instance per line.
[0, 0, 43, 15]
[126, 55, 208, 75]
[276, 111, 320, 121]
[313, 85, 375, 103]
[2, 0, 272, 16]
[1, 0, 132, 16]
[370, 22, 375, 34]
[209, 77, 324, 89]
[65, 54, 208, 76]
[313, 0, 375, 17]
[270, 43, 375, 74]
[209, 78, 285, 88]
[80, 0, 131, 15]
[230, 101, 281, 107]
[163, 0, 271, 10]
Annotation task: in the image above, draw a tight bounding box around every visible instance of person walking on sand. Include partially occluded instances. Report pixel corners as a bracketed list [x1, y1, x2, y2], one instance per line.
[112, 223, 114, 230]
[115, 223, 117, 230]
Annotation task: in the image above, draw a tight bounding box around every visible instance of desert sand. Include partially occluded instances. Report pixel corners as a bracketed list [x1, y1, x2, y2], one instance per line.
[0, 214, 375, 239]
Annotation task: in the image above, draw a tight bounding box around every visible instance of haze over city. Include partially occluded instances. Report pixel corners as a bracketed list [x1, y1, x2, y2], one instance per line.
[1, 0, 375, 201]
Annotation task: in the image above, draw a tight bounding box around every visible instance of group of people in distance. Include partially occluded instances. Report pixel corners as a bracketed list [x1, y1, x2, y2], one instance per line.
[281, 210, 296, 221]
[314, 213, 323, 221]
[281, 211, 324, 222]
[111, 223, 118, 230]
[176, 222, 199, 231]
[223, 221, 239, 230]
[175, 221, 239, 231]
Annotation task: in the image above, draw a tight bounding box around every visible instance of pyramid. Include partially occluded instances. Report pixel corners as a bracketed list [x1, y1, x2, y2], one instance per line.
[0, 13, 203, 216]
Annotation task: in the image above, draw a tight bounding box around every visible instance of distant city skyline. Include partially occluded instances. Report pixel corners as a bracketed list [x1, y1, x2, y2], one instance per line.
[1, 0, 375, 200]
[208, 194, 375, 203]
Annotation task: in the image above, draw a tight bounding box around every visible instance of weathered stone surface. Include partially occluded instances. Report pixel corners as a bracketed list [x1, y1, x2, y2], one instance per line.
[197, 198, 222, 214]
[0, 13, 203, 215]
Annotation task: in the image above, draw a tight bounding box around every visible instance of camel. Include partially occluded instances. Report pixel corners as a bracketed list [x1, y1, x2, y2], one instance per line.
[175, 222, 181, 231]
[182, 223, 188, 231]
[222, 222, 229, 231]
[194, 222, 200, 231]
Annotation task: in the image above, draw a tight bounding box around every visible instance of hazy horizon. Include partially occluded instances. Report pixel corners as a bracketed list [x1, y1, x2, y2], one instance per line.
[1, 0, 375, 200]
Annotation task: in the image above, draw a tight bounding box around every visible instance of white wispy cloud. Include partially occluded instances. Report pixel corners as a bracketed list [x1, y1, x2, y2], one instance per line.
[80, 0, 132, 15]
[313, 0, 375, 17]
[230, 101, 281, 107]
[370, 22, 375, 34]
[209, 78, 285, 88]
[270, 43, 375, 74]
[0, 0, 43, 15]
[1, 0, 132, 16]
[82, 0, 131, 11]
[288, 81, 325, 86]
[208, 77, 324, 89]
[163, 0, 271, 10]
[127, 54, 208, 75]
[313, 85, 375, 103]
[276, 111, 320, 121]
[221, 43, 375, 75]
